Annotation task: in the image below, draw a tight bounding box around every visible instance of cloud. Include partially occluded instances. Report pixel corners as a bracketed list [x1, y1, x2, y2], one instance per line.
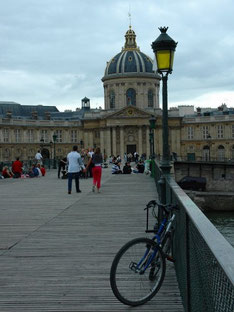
[0, 0, 233, 111]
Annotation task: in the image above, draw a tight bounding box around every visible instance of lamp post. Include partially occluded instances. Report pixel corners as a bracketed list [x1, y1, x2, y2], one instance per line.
[152, 27, 177, 203]
[149, 115, 156, 159]
[49, 141, 53, 169]
[52, 133, 57, 169]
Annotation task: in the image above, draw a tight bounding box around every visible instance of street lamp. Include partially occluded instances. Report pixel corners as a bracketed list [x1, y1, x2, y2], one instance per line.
[152, 27, 177, 204]
[149, 115, 156, 159]
[52, 133, 57, 169]
[152, 27, 177, 173]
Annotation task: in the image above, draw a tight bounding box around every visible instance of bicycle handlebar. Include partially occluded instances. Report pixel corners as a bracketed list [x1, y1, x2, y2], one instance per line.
[144, 200, 179, 214]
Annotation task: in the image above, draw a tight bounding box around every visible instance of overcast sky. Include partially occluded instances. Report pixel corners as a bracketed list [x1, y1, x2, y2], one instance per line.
[0, 0, 234, 112]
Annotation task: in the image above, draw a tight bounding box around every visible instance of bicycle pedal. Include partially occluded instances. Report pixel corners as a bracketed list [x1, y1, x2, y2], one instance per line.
[166, 256, 175, 263]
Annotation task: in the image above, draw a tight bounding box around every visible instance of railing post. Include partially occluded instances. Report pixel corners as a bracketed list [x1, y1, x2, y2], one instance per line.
[185, 213, 191, 312]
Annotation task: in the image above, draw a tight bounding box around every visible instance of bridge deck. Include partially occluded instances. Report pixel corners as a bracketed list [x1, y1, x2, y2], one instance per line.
[0, 167, 184, 311]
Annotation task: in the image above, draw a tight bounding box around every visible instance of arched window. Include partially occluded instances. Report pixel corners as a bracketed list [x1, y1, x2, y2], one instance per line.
[126, 88, 136, 106]
[231, 145, 234, 160]
[217, 145, 225, 161]
[202, 145, 210, 161]
[109, 90, 115, 109]
[15, 148, 22, 158]
[148, 89, 154, 107]
[3, 148, 10, 161]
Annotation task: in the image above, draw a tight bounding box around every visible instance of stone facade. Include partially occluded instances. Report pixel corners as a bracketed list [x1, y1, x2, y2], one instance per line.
[0, 28, 234, 165]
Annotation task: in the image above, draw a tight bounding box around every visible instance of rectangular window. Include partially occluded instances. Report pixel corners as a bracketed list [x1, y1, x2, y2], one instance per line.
[202, 126, 209, 139]
[187, 127, 194, 139]
[40, 130, 49, 143]
[217, 125, 223, 138]
[27, 129, 34, 143]
[14, 129, 21, 143]
[232, 125, 234, 138]
[71, 130, 77, 143]
[55, 130, 62, 143]
[3, 128, 9, 142]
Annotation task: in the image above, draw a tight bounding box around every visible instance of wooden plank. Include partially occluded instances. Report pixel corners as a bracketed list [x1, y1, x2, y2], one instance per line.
[0, 168, 184, 311]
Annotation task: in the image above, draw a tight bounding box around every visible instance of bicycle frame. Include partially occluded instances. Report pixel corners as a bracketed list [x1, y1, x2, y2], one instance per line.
[134, 212, 175, 274]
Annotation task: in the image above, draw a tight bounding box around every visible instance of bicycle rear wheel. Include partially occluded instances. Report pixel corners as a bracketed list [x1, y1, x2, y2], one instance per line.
[110, 237, 166, 306]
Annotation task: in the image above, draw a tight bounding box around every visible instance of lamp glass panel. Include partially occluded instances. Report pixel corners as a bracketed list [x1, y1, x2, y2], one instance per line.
[156, 50, 171, 71]
[170, 52, 175, 69]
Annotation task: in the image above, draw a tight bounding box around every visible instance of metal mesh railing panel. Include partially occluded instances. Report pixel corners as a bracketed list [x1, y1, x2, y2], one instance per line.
[172, 202, 188, 308]
[188, 220, 234, 312]
[153, 160, 234, 312]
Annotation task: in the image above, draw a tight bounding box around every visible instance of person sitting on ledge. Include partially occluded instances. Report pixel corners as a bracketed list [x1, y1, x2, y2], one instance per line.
[112, 162, 122, 174]
[40, 165, 46, 176]
[136, 160, 145, 173]
[123, 162, 132, 174]
[29, 164, 40, 178]
[2, 166, 13, 178]
[12, 157, 23, 178]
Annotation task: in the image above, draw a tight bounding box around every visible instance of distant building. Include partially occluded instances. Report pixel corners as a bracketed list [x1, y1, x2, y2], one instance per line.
[0, 28, 234, 164]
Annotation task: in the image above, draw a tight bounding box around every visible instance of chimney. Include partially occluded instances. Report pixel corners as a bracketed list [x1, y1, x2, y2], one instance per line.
[44, 111, 51, 120]
[197, 107, 201, 116]
[6, 111, 12, 118]
[31, 111, 38, 120]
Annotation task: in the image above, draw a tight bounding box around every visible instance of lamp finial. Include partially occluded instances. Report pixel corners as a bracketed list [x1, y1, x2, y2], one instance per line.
[159, 27, 168, 33]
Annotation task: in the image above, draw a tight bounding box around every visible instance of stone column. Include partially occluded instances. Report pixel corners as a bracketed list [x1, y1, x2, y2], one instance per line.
[100, 129, 105, 153]
[120, 127, 124, 159]
[105, 127, 111, 158]
[112, 127, 117, 156]
[88, 131, 94, 148]
[84, 132, 88, 148]
[146, 127, 150, 159]
[138, 126, 143, 156]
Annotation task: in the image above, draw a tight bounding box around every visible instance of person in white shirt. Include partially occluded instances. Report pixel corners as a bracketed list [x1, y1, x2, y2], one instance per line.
[35, 150, 43, 165]
[67, 145, 85, 194]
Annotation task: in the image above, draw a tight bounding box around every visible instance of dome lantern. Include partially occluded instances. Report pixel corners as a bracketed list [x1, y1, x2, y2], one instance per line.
[124, 26, 138, 50]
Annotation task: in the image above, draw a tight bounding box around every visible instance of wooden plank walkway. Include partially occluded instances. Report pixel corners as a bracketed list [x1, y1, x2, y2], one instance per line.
[0, 166, 184, 311]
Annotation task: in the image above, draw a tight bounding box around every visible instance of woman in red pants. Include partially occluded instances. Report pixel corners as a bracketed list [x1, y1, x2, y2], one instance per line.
[85, 147, 103, 193]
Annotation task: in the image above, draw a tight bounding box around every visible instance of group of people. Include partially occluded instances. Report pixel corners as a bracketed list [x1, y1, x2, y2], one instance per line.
[0, 157, 46, 179]
[123, 152, 146, 163]
[65, 146, 147, 195]
[65, 146, 103, 194]
[111, 158, 145, 174]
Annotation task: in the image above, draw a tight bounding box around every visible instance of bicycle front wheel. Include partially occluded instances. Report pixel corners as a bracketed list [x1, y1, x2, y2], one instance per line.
[110, 237, 166, 306]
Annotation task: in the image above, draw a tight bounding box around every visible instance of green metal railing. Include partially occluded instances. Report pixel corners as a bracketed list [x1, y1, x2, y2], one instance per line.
[153, 159, 234, 312]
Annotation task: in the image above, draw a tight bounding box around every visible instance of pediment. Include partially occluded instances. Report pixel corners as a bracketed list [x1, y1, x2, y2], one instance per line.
[105, 106, 152, 119]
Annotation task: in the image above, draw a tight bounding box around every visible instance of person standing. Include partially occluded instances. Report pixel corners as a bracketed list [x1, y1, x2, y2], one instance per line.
[88, 148, 94, 177]
[67, 145, 85, 194]
[85, 147, 103, 193]
[35, 150, 43, 165]
[58, 157, 67, 178]
[12, 157, 23, 178]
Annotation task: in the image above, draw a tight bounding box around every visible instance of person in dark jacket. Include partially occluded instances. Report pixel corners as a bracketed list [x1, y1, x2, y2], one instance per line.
[58, 157, 67, 178]
[123, 162, 132, 174]
[136, 161, 145, 173]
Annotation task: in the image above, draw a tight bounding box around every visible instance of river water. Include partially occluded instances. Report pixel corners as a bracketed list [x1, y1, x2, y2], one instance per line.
[205, 212, 234, 247]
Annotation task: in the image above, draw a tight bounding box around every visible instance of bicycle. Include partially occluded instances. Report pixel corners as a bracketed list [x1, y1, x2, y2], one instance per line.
[110, 200, 178, 306]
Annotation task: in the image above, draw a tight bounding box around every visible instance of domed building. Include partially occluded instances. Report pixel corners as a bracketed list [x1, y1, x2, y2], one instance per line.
[102, 26, 160, 110]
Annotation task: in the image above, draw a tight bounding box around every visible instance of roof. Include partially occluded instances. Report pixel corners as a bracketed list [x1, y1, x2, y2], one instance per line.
[103, 26, 157, 80]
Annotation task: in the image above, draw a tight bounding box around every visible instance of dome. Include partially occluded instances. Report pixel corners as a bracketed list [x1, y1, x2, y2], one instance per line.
[103, 26, 155, 79]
